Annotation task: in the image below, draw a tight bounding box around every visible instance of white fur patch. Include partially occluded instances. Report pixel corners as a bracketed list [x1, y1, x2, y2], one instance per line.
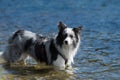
[53, 55, 65, 70]
[63, 28, 75, 45]
[23, 30, 37, 40]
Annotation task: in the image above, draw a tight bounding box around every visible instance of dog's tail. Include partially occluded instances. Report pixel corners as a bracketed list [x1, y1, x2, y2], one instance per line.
[0, 51, 3, 57]
[0, 51, 5, 62]
[0, 51, 9, 63]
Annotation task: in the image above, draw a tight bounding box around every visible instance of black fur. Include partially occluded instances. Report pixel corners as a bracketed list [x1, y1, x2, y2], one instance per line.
[35, 42, 48, 64]
[49, 39, 58, 64]
[12, 30, 24, 40]
[49, 39, 67, 64]
[34, 35, 48, 64]
[24, 38, 33, 51]
[56, 30, 67, 47]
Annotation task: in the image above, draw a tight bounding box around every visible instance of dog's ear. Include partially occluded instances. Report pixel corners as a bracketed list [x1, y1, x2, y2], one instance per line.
[58, 21, 67, 31]
[73, 26, 82, 33]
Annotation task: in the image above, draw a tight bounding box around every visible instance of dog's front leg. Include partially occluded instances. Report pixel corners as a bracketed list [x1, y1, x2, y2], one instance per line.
[65, 59, 73, 70]
[53, 55, 66, 70]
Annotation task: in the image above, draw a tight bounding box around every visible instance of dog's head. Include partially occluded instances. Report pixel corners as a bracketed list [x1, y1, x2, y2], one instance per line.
[56, 21, 82, 48]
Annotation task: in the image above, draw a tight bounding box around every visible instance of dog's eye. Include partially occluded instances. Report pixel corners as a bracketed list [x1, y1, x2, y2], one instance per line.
[70, 35, 73, 38]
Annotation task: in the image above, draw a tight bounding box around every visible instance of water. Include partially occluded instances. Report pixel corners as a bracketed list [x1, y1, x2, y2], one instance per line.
[0, 0, 120, 80]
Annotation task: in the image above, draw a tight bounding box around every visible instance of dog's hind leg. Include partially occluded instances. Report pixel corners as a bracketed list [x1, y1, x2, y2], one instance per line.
[2, 44, 23, 64]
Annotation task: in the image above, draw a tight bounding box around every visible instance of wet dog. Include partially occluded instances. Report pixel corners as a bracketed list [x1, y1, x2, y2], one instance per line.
[1, 21, 82, 70]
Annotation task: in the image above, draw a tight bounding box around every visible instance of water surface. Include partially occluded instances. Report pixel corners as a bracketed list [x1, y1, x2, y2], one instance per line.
[0, 0, 120, 80]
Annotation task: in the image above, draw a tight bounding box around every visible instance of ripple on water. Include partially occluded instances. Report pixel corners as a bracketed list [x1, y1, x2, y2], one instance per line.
[0, 0, 120, 80]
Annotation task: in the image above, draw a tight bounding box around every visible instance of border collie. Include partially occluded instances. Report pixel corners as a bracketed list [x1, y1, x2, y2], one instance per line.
[1, 21, 82, 70]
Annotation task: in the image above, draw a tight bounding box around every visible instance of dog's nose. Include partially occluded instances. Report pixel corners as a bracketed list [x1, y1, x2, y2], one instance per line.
[64, 41, 68, 45]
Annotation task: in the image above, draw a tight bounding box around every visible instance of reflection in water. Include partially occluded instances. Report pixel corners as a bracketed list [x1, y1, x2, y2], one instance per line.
[0, 63, 75, 80]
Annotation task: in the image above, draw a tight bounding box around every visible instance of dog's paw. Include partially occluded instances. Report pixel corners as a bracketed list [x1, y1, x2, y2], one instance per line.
[65, 64, 72, 70]
[65, 65, 74, 74]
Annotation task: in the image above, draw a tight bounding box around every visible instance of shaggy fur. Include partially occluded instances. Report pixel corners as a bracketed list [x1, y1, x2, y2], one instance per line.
[1, 21, 82, 70]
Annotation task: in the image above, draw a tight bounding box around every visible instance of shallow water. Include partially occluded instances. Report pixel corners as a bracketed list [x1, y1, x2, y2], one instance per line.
[0, 0, 120, 80]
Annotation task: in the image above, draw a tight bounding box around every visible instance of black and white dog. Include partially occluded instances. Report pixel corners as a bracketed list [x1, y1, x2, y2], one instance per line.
[1, 21, 82, 70]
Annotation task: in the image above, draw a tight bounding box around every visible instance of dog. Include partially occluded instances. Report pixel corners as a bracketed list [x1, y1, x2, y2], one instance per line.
[1, 21, 82, 70]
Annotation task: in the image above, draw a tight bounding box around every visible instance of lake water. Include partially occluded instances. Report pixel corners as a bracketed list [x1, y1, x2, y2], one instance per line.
[0, 0, 120, 80]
